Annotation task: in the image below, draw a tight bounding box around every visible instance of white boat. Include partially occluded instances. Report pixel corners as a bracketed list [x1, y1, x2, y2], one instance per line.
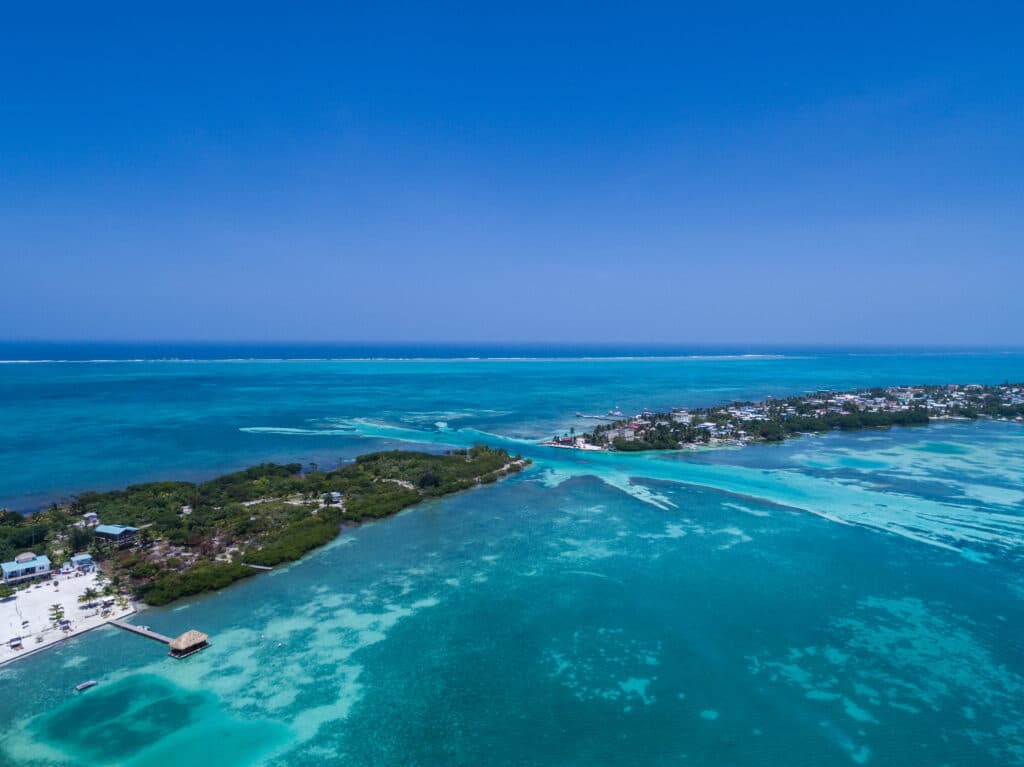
[75, 680, 97, 692]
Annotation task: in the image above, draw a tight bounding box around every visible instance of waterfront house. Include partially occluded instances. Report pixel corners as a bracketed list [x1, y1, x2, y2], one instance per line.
[1, 552, 52, 584]
[70, 553, 96, 572]
[94, 524, 139, 546]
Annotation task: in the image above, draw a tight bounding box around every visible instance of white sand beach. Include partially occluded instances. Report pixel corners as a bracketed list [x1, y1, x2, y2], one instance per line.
[0, 571, 136, 666]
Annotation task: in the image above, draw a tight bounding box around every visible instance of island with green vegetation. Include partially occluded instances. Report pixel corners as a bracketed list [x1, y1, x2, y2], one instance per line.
[0, 446, 527, 607]
[552, 383, 1024, 452]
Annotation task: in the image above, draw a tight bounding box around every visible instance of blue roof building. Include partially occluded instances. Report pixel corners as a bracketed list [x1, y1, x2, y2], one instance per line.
[94, 524, 139, 544]
[1, 553, 52, 584]
[70, 553, 95, 570]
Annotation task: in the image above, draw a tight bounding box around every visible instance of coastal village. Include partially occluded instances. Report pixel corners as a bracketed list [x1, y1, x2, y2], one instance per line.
[547, 383, 1024, 452]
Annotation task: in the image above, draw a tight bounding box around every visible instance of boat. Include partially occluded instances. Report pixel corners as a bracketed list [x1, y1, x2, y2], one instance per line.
[75, 680, 97, 692]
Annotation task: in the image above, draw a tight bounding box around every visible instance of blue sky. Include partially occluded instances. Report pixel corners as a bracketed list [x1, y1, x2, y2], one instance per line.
[1, 2, 1021, 345]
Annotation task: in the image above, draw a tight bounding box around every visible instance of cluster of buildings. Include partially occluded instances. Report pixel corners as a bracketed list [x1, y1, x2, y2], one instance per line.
[889, 383, 1024, 418]
[548, 434, 605, 450]
[1, 552, 96, 586]
[1, 521, 140, 587]
[564, 383, 1024, 450]
[593, 407, 744, 443]
[603, 410, 677, 442]
[771, 384, 1024, 421]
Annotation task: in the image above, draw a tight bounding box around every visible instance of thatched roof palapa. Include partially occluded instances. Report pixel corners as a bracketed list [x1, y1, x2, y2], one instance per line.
[169, 629, 209, 652]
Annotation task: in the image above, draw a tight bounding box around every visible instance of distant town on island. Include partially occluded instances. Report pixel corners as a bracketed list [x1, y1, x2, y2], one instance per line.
[547, 383, 1024, 452]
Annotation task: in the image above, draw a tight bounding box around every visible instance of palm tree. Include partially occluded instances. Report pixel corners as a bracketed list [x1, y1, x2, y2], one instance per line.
[78, 587, 100, 604]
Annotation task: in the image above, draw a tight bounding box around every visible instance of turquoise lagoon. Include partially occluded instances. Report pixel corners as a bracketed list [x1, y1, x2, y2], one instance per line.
[0, 350, 1022, 766]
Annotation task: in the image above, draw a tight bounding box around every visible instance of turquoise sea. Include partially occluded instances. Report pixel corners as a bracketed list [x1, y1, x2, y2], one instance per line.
[1, 346, 1022, 766]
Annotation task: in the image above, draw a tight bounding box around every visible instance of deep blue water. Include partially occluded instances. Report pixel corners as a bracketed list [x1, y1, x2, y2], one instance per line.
[0, 348, 1022, 766]
[6, 341, 1021, 361]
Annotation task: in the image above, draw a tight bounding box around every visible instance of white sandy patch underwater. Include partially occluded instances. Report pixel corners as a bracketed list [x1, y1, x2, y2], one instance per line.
[3, 577, 446, 764]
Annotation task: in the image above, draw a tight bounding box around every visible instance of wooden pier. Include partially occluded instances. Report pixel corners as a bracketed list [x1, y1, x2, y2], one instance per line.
[108, 619, 173, 644]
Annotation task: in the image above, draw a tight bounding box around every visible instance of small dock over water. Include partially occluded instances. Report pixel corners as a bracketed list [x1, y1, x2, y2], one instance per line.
[109, 619, 172, 644]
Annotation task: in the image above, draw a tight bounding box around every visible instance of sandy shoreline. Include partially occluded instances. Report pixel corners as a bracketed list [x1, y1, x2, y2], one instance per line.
[0, 571, 138, 667]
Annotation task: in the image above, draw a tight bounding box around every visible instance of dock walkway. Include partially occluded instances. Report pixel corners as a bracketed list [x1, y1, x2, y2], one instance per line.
[108, 619, 172, 644]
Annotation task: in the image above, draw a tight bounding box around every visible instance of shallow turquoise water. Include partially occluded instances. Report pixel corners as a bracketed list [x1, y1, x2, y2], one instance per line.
[0, 352, 1022, 765]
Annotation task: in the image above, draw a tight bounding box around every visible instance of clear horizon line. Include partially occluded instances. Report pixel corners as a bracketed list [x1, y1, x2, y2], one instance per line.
[4, 339, 1024, 350]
